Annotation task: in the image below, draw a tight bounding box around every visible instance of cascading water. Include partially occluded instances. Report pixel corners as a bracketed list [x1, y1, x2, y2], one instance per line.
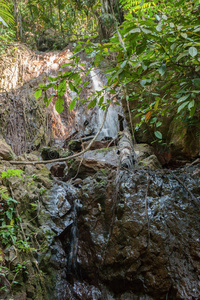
[89, 69, 125, 139]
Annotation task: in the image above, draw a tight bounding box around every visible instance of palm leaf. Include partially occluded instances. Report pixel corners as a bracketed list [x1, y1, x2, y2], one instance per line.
[0, 0, 15, 27]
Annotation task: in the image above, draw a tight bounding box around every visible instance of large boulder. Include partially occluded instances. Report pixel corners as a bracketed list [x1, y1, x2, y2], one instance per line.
[0, 139, 15, 160]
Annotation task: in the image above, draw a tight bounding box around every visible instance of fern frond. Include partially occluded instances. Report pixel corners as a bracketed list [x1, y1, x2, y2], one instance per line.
[120, 0, 156, 14]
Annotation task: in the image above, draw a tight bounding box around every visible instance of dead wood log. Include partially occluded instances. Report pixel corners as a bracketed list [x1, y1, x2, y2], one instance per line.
[118, 128, 137, 168]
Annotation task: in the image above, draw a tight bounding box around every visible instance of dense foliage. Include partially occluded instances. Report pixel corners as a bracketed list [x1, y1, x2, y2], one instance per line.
[1, 0, 200, 142]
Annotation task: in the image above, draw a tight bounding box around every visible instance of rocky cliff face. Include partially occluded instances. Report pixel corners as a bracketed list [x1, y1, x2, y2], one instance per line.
[0, 44, 200, 300]
[1, 147, 199, 299]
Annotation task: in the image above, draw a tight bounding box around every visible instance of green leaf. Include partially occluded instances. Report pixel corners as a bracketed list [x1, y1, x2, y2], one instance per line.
[156, 121, 162, 127]
[188, 46, 197, 57]
[61, 63, 75, 67]
[58, 80, 66, 96]
[68, 81, 78, 93]
[87, 98, 97, 108]
[158, 64, 166, 76]
[190, 102, 197, 117]
[177, 94, 190, 103]
[192, 78, 200, 88]
[154, 131, 162, 139]
[98, 96, 104, 106]
[156, 24, 162, 32]
[83, 82, 89, 87]
[68, 98, 77, 111]
[181, 33, 187, 39]
[46, 95, 53, 107]
[141, 28, 152, 34]
[128, 28, 141, 34]
[177, 101, 190, 113]
[94, 54, 103, 67]
[140, 79, 146, 87]
[136, 42, 147, 55]
[34, 89, 42, 99]
[55, 97, 64, 113]
[43, 92, 48, 103]
[6, 210, 12, 220]
[120, 60, 127, 69]
[188, 100, 195, 110]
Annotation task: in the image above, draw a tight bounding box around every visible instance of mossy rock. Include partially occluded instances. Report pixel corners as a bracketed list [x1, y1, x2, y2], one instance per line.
[41, 146, 71, 160]
[0, 139, 15, 160]
[138, 154, 162, 169]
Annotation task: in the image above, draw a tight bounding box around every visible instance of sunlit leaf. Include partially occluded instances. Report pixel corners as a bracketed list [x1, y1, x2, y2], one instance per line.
[55, 97, 64, 113]
[188, 46, 197, 57]
[158, 64, 166, 76]
[34, 89, 42, 99]
[68, 98, 76, 111]
[177, 94, 190, 103]
[188, 100, 195, 110]
[177, 101, 190, 113]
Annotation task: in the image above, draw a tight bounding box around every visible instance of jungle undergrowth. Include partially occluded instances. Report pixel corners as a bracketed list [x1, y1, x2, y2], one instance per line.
[0, 168, 46, 297]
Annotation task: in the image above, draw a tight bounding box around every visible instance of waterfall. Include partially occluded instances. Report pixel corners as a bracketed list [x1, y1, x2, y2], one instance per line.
[90, 69, 124, 139]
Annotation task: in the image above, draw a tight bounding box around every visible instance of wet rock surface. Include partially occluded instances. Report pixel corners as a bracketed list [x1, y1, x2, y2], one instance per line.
[74, 165, 200, 299]
[1, 155, 200, 299]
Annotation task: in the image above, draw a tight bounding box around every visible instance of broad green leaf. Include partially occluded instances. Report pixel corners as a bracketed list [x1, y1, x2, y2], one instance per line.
[181, 33, 187, 39]
[177, 94, 190, 103]
[6, 210, 12, 220]
[141, 28, 152, 34]
[154, 131, 162, 139]
[120, 60, 127, 68]
[177, 101, 190, 113]
[158, 64, 166, 76]
[192, 78, 200, 88]
[68, 98, 77, 111]
[156, 121, 162, 127]
[58, 80, 67, 96]
[188, 46, 197, 57]
[34, 89, 42, 99]
[188, 100, 195, 110]
[128, 28, 141, 34]
[98, 96, 104, 106]
[156, 23, 162, 32]
[140, 79, 146, 87]
[176, 52, 188, 62]
[87, 98, 97, 108]
[68, 81, 78, 93]
[55, 97, 64, 113]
